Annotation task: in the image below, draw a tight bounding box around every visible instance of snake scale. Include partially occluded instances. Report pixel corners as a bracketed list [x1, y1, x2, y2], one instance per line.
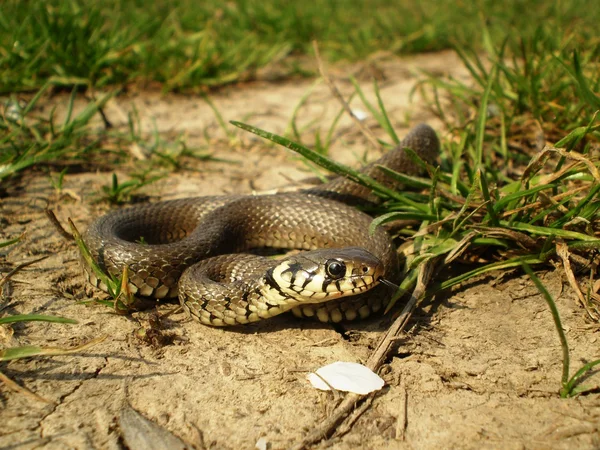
[82, 124, 439, 326]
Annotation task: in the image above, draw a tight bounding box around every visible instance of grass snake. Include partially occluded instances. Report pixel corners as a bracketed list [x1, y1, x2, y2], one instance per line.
[82, 124, 439, 326]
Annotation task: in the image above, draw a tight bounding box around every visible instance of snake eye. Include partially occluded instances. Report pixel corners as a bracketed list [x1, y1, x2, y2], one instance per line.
[325, 260, 346, 279]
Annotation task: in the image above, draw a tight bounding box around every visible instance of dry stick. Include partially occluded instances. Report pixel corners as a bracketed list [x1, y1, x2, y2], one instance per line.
[87, 88, 114, 129]
[332, 393, 375, 438]
[288, 260, 437, 450]
[312, 40, 382, 152]
[395, 380, 408, 441]
[366, 259, 436, 370]
[45, 208, 74, 241]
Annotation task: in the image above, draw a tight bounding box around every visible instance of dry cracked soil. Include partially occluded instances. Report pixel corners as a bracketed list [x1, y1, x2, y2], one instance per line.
[1, 52, 599, 450]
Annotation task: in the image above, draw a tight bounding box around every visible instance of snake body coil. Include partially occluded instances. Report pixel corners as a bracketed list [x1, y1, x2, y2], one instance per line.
[83, 124, 439, 326]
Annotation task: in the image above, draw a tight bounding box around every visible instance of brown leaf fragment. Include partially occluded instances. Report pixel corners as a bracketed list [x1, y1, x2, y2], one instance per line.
[556, 240, 599, 321]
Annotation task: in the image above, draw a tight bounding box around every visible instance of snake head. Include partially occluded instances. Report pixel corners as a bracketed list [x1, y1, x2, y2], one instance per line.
[265, 247, 384, 303]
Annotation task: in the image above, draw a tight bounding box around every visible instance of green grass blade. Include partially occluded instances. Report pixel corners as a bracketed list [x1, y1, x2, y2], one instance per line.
[475, 63, 498, 168]
[554, 113, 599, 149]
[21, 81, 51, 115]
[500, 221, 598, 241]
[368, 212, 439, 235]
[202, 93, 235, 140]
[522, 264, 570, 395]
[325, 102, 350, 152]
[564, 359, 600, 396]
[0, 336, 106, 362]
[349, 76, 384, 126]
[550, 183, 600, 229]
[0, 314, 78, 325]
[374, 165, 432, 190]
[287, 78, 322, 143]
[383, 268, 418, 314]
[230, 120, 426, 207]
[68, 218, 120, 298]
[432, 254, 548, 293]
[571, 50, 600, 110]
[62, 87, 77, 130]
[493, 183, 558, 215]
[0, 236, 22, 248]
[373, 80, 399, 144]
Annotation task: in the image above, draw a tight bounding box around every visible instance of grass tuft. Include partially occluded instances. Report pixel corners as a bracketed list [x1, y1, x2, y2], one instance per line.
[2, 1, 599, 93]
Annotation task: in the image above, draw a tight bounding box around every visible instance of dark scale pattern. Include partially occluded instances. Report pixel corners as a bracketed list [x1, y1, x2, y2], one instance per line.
[82, 125, 440, 325]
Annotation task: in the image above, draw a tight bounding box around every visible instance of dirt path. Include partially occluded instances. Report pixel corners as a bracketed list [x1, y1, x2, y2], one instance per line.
[1, 51, 599, 450]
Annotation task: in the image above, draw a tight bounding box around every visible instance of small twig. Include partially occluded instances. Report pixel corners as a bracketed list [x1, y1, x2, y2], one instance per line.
[332, 393, 375, 438]
[312, 40, 382, 152]
[367, 259, 436, 370]
[97, 105, 113, 129]
[288, 393, 360, 450]
[395, 380, 408, 441]
[88, 89, 114, 129]
[313, 372, 342, 403]
[288, 259, 437, 450]
[45, 208, 74, 241]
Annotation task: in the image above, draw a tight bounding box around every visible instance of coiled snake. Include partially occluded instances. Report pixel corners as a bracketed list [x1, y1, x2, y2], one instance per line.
[82, 124, 439, 326]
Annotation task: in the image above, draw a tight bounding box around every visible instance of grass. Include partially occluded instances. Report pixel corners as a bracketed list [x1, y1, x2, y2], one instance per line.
[1, 1, 599, 93]
[1, 83, 120, 183]
[2, 1, 599, 192]
[0, 80, 220, 201]
[100, 172, 165, 204]
[1, 0, 600, 400]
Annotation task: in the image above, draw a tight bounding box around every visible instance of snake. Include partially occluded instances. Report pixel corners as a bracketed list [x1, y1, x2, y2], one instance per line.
[82, 124, 439, 326]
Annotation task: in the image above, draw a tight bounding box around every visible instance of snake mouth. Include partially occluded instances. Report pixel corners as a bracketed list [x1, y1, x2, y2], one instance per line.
[283, 275, 381, 302]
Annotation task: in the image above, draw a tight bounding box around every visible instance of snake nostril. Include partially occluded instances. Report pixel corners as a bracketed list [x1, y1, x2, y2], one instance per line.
[362, 266, 369, 274]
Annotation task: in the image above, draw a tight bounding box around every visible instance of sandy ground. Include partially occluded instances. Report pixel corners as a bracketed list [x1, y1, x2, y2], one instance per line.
[1, 51, 599, 450]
